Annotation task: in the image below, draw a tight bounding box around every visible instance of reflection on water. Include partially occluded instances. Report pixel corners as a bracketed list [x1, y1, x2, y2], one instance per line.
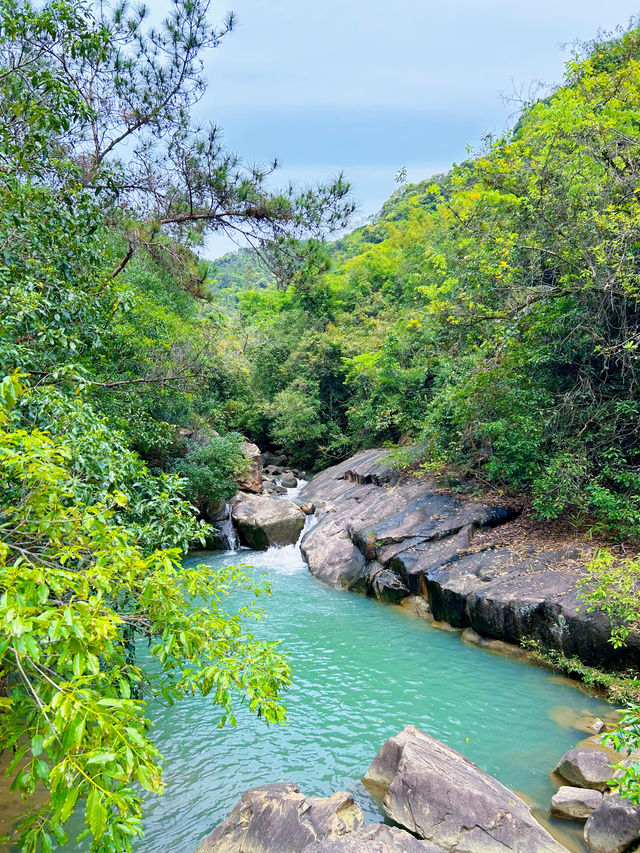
[6, 535, 613, 852]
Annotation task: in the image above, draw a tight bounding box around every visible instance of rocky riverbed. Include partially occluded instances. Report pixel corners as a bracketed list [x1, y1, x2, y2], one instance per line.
[194, 726, 572, 852]
[194, 447, 640, 853]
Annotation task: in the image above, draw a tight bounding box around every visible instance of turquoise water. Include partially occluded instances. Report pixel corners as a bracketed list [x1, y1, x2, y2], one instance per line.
[59, 537, 611, 852]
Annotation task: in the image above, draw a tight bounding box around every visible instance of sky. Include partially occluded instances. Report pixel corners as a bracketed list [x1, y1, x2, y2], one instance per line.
[191, 0, 640, 257]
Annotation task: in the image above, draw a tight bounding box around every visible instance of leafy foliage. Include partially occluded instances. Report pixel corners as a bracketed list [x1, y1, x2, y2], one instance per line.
[0, 0, 358, 847]
[0, 374, 289, 852]
[219, 25, 640, 538]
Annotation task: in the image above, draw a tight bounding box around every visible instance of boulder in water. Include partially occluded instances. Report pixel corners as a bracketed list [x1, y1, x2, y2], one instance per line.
[300, 501, 316, 515]
[555, 748, 613, 792]
[280, 471, 298, 488]
[584, 794, 640, 853]
[231, 494, 305, 549]
[194, 782, 364, 853]
[265, 464, 285, 475]
[363, 725, 569, 852]
[550, 786, 603, 821]
[300, 528, 366, 589]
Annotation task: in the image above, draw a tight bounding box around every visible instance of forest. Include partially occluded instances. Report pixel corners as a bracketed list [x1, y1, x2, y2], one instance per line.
[3, 0, 640, 851]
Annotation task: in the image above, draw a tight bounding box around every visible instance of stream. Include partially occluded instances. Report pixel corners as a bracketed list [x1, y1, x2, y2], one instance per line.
[4, 508, 616, 852]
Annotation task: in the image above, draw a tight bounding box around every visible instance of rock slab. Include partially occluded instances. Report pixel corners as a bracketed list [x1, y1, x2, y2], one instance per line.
[299, 449, 640, 668]
[363, 725, 568, 853]
[194, 783, 364, 853]
[231, 494, 305, 549]
[303, 823, 447, 851]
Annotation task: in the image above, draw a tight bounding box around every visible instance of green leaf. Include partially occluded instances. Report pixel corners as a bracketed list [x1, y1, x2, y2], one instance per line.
[85, 787, 107, 840]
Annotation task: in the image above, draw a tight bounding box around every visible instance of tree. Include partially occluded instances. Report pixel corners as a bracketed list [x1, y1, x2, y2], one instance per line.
[0, 0, 354, 277]
[0, 373, 290, 852]
[0, 0, 357, 848]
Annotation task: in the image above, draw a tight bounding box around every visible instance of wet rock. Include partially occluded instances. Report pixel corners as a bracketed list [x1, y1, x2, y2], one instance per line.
[201, 498, 229, 523]
[194, 782, 364, 853]
[363, 563, 410, 602]
[400, 595, 432, 619]
[280, 472, 298, 488]
[262, 480, 288, 496]
[363, 725, 568, 852]
[303, 823, 448, 851]
[589, 719, 607, 734]
[235, 442, 263, 494]
[550, 786, 603, 821]
[265, 464, 285, 475]
[231, 495, 305, 549]
[461, 626, 484, 646]
[300, 502, 316, 515]
[555, 748, 613, 792]
[584, 794, 640, 853]
[300, 528, 366, 589]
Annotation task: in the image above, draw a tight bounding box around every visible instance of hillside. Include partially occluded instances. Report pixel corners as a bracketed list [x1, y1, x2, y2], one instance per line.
[210, 29, 640, 544]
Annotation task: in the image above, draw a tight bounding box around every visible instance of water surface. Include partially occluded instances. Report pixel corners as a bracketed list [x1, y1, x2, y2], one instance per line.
[122, 540, 611, 852]
[7, 531, 611, 852]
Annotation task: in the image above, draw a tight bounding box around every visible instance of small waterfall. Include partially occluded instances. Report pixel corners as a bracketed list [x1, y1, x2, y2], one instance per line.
[219, 503, 239, 551]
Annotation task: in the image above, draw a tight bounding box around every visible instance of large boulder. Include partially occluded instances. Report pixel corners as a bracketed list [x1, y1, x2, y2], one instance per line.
[280, 471, 298, 488]
[363, 725, 568, 852]
[232, 495, 305, 549]
[235, 442, 263, 494]
[303, 823, 448, 851]
[194, 783, 364, 853]
[554, 748, 613, 792]
[550, 786, 603, 821]
[300, 531, 366, 589]
[584, 795, 640, 853]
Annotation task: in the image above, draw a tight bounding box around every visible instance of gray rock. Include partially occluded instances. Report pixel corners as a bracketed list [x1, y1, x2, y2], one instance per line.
[550, 786, 603, 821]
[303, 823, 447, 851]
[265, 464, 285, 475]
[235, 442, 263, 494]
[555, 748, 614, 792]
[363, 725, 568, 852]
[300, 527, 366, 589]
[280, 472, 298, 488]
[584, 794, 640, 853]
[194, 783, 364, 853]
[231, 495, 305, 549]
[299, 449, 640, 667]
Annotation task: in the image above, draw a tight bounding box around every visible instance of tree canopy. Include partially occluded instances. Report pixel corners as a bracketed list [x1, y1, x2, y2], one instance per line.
[0, 0, 354, 848]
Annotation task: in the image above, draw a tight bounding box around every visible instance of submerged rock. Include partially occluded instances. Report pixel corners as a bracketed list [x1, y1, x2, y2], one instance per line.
[584, 794, 640, 853]
[555, 748, 613, 792]
[550, 785, 603, 821]
[303, 823, 447, 851]
[231, 495, 305, 549]
[194, 783, 364, 853]
[363, 725, 568, 852]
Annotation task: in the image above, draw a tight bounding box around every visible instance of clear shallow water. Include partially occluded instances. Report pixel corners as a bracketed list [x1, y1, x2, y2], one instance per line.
[54, 538, 611, 852]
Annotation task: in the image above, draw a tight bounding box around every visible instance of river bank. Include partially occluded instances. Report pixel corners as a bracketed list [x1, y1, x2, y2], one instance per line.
[297, 449, 640, 671]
